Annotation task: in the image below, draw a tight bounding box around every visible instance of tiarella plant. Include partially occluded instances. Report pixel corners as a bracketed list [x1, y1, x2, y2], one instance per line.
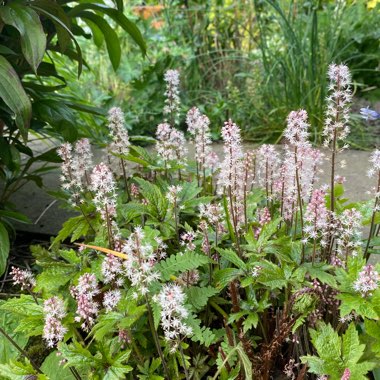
[1, 64, 380, 380]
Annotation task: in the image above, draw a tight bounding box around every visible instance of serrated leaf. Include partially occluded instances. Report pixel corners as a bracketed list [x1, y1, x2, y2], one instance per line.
[0, 295, 43, 337]
[41, 351, 73, 380]
[0, 301, 29, 364]
[243, 313, 259, 333]
[186, 317, 217, 347]
[213, 268, 243, 289]
[35, 264, 77, 293]
[157, 252, 209, 281]
[186, 286, 219, 311]
[343, 323, 364, 366]
[302, 262, 337, 287]
[217, 248, 246, 270]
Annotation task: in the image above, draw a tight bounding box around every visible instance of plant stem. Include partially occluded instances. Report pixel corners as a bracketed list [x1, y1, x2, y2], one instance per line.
[364, 172, 380, 261]
[120, 159, 131, 201]
[179, 343, 189, 380]
[145, 298, 171, 380]
[0, 327, 43, 374]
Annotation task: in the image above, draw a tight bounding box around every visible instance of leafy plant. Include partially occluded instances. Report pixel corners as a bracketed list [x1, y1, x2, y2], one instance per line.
[1, 64, 380, 380]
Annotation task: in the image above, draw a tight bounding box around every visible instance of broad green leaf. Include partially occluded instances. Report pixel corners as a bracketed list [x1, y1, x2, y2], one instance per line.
[30, 0, 71, 52]
[213, 268, 243, 289]
[0, 56, 31, 140]
[0, 4, 46, 72]
[217, 248, 247, 270]
[67, 3, 146, 55]
[41, 351, 73, 380]
[0, 301, 29, 364]
[0, 222, 10, 276]
[78, 11, 121, 71]
[0, 295, 43, 337]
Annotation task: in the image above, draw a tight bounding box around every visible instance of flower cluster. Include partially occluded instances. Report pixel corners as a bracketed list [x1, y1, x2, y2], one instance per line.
[284, 109, 310, 148]
[57, 140, 93, 204]
[121, 227, 161, 298]
[10, 266, 36, 290]
[353, 264, 380, 297]
[107, 107, 130, 156]
[368, 149, 380, 181]
[186, 107, 214, 173]
[71, 273, 100, 331]
[218, 120, 245, 229]
[153, 283, 192, 351]
[43, 297, 67, 347]
[323, 63, 352, 150]
[90, 163, 117, 221]
[255, 207, 271, 239]
[101, 254, 124, 286]
[155, 123, 187, 165]
[199, 203, 224, 231]
[166, 185, 182, 205]
[257, 144, 280, 200]
[304, 189, 328, 243]
[103, 289, 122, 312]
[335, 208, 362, 259]
[163, 69, 180, 119]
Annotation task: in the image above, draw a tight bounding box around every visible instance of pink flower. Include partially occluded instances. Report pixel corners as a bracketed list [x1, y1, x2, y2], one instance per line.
[353, 264, 379, 297]
[43, 297, 67, 347]
[10, 266, 36, 290]
[341, 368, 351, 380]
[71, 273, 100, 331]
[186, 107, 214, 172]
[153, 283, 192, 352]
[323, 63, 352, 149]
[90, 163, 117, 221]
[163, 69, 180, 118]
[108, 107, 130, 156]
[218, 120, 245, 229]
[155, 123, 187, 165]
[285, 109, 310, 147]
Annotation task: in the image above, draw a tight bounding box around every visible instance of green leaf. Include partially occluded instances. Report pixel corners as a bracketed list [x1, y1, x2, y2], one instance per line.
[243, 313, 259, 333]
[342, 323, 364, 367]
[186, 286, 219, 311]
[51, 215, 92, 247]
[0, 222, 10, 276]
[78, 11, 121, 71]
[213, 268, 243, 289]
[35, 264, 77, 293]
[31, 0, 71, 53]
[59, 340, 100, 370]
[0, 295, 43, 337]
[157, 252, 209, 281]
[217, 248, 247, 270]
[301, 262, 337, 287]
[31, 5, 83, 76]
[41, 351, 73, 380]
[236, 343, 253, 379]
[0, 56, 32, 140]
[186, 317, 217, 347]
[0, 4, 46, 72]
[151, 301, 161, 330]
[0, 301, 29, 364]
[134, 177, 168, 221]
[68, 3, 146, 55]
